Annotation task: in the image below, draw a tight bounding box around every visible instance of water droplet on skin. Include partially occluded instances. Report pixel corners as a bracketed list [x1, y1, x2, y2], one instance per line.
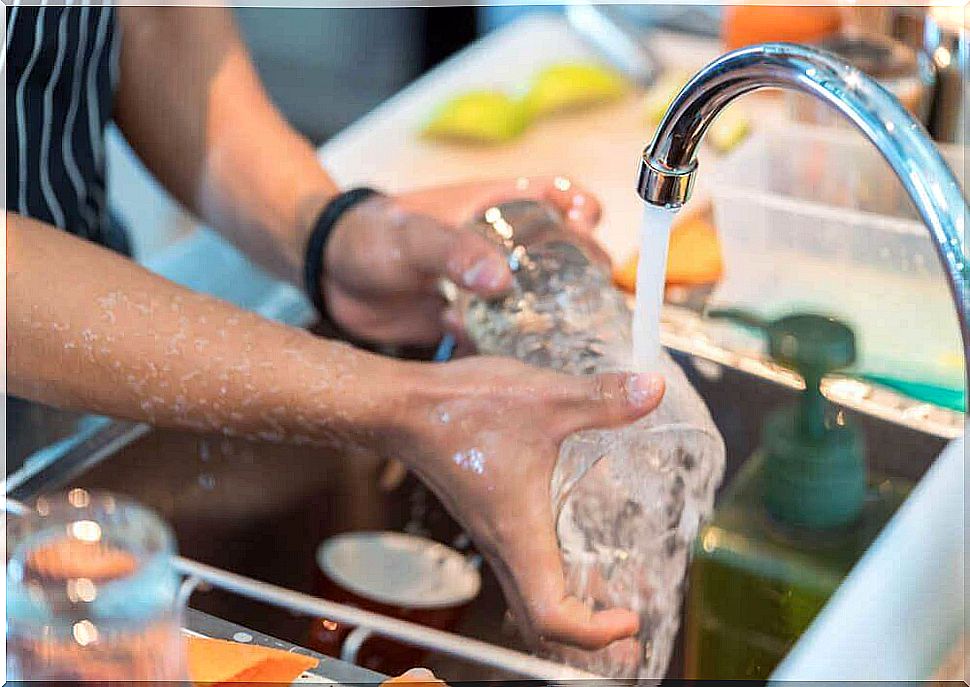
[452, 448, 486, 475]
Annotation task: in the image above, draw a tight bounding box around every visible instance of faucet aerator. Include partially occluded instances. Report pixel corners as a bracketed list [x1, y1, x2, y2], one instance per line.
[637, 156, 697, 209]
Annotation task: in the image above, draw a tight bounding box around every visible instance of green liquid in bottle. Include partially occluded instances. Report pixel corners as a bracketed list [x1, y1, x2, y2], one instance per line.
[687, 310, 911, 679]
[685, 454, 909, 679]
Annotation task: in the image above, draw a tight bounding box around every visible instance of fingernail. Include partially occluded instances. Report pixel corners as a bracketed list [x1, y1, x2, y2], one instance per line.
[627, 373, 664, 408]
[463, 256, 506, 291]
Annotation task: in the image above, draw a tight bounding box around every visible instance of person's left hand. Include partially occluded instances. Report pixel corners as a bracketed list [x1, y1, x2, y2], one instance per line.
[320, 176, 602, 347]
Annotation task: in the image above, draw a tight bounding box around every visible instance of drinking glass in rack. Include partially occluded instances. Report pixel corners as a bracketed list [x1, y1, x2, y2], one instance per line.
[6, 489, 187, 682]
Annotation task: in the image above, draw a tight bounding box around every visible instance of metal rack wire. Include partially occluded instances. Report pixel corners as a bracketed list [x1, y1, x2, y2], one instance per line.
[172, 556, 601, 681]
[3, 493, 599, 684]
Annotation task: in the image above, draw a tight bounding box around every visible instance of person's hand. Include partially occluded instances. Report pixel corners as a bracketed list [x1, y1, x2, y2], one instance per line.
[320, 177, 601, 346]
[387, 356, 665, 650]
[382, 667, 446, 684]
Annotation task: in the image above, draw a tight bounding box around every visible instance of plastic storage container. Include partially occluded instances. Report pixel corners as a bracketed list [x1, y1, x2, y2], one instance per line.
[709, 123, 966, 403]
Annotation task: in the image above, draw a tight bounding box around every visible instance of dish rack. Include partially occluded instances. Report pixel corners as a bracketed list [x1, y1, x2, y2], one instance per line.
[172, 556, 599, 681]
[2, 496, 599, 682]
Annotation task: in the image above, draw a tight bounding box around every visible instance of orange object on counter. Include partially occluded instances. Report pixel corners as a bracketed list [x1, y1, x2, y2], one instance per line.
[614, 252, 639, 294]
[722, 5, 842, 50]
[614, 214, 724, 292]
[186, 634, 318, 686]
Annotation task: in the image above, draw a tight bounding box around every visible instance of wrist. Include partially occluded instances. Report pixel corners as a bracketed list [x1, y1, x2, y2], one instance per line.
[304, 188, 384, 325]
[358, 357, 451, 464]
[320, 192, 397, 277]
[296, 343, 422, 452]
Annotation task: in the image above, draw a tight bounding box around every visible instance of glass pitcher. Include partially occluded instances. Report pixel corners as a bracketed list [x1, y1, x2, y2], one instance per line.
[455, 200, 726, 678]
[6, 490, 187, 682]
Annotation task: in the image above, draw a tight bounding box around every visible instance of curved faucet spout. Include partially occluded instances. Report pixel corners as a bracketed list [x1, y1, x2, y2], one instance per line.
[638, 42, 969, 391]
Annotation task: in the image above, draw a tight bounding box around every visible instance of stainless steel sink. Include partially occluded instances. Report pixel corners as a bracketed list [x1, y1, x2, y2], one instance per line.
[7, 347, 947, 681]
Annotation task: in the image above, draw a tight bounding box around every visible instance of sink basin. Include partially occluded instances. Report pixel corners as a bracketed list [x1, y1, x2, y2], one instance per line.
[8, 348, 947, 680]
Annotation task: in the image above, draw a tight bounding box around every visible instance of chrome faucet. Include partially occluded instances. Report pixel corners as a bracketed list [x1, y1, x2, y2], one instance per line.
[637, 42, 970, 391]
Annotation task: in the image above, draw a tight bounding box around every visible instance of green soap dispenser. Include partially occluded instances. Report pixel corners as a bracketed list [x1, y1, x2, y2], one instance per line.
[684, 311, 911, 679]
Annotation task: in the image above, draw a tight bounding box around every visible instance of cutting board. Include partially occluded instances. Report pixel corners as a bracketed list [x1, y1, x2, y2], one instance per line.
[319, 14, 731, 264]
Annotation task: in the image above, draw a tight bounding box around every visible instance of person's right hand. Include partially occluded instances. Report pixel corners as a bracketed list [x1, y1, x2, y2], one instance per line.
[385, 356, 665, 650]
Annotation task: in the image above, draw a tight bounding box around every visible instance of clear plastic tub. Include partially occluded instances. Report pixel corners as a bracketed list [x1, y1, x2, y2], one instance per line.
[710, 123, 966, 399]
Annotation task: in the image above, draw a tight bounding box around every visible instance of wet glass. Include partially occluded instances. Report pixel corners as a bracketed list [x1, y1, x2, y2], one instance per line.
[6, 490, 187, 682]
[455, 200, 726, 678]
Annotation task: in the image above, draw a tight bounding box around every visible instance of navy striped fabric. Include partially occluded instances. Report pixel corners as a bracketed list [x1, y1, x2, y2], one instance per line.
[6, 2, 119, 245]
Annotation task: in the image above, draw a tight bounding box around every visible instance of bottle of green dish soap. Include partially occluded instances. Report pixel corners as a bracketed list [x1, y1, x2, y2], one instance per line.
[684, 311, 911, 679]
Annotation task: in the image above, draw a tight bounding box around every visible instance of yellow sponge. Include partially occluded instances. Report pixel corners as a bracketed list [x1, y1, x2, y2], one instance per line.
[523, 62, 628, 119]
[423, 91, 528, 144]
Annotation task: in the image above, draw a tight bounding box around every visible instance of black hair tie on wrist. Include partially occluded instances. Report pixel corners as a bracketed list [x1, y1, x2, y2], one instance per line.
[303, 187, 381, 322]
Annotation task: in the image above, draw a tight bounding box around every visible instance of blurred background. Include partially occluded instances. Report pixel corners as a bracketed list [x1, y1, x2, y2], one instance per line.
[107, 6, 725, 257]
[235, 6, 722, 142]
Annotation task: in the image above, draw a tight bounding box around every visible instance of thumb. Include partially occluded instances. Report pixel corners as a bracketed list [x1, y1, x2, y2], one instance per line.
[559, 372, 665, 437]
[401, 215, 512, 297]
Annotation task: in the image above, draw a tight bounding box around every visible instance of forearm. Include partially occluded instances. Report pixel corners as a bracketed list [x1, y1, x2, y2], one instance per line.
[7, 213, 403, 446]
[114, 7, 337, 284]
